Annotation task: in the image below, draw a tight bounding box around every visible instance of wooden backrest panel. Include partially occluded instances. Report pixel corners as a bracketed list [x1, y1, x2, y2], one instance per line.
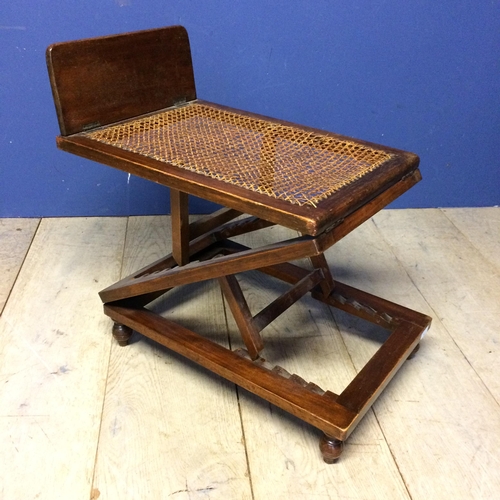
[46, 26, 196, 136]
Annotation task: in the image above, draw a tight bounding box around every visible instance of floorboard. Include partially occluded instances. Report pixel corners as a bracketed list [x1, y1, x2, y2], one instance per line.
[0, 218, 39, 314]
[373, 209, 500, 402]
[442, 207, 500, 272]
[0, 218, 126, 499]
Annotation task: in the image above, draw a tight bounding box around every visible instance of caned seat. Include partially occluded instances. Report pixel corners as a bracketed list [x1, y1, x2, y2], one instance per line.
[84, 101, 393, 209]
[46, 26, 431, 463]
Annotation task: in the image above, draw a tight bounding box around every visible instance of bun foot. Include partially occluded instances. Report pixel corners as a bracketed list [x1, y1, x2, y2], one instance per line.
[408, 343, 420, 360]
[320, 434, 344, 464]
[112, 323, 133, 346]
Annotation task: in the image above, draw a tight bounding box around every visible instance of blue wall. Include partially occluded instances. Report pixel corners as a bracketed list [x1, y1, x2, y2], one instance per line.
[1, 1, 499, 217]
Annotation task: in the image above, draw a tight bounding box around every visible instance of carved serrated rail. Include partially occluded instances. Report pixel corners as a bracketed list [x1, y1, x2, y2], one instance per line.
[234, 348, 339, 401]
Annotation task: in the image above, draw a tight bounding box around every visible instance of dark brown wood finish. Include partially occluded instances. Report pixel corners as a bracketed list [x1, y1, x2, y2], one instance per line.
[309, 254, 335, 296]
[99, 235, 319, 303]
[320, 435, 344, 464]
[54, 114, 420, 237]
[218, 274, 264, 360]
[112, 322, 133, 346]
[47, 26, 431, 463]
[46, 26, 196, 136]
[103, 304, 358, 440]
[251, 269, 324, 332]
[188, 208, 242, 240]
[170, 190, 190, 266]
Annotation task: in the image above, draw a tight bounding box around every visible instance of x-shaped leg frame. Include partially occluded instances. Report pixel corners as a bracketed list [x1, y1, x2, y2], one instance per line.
[100, 185, 431, 463]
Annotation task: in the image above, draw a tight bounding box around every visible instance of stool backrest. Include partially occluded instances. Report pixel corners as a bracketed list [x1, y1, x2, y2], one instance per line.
[46, 26, 196, 136]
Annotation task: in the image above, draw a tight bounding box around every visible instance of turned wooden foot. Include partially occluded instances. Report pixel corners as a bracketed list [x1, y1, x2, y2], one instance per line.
[408, 343, 420, 360]
[319, 434, 344, 464]
[112, 323, 133, 346]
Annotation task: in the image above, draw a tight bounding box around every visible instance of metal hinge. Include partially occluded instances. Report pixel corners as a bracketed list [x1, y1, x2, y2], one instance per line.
[173, 97, 187, 107]
[82, 121, 101, 131]
[401, 169, 417, 181]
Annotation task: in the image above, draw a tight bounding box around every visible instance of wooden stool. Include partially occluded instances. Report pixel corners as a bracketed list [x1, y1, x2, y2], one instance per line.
[46, 26, 431, 463]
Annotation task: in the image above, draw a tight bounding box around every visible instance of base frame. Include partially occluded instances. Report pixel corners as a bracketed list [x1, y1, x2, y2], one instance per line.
[100, 193, 431, 463]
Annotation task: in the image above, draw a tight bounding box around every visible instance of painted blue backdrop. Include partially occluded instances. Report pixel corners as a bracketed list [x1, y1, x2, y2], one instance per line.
[1, 1, 499, 216]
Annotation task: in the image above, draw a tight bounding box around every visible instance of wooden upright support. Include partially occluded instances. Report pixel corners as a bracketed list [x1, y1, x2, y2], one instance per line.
[170, 189, 190, 266]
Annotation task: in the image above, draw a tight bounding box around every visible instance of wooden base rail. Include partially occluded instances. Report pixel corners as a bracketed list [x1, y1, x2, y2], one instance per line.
[99, 201, 431, 464]
[104, 270, 430, 463]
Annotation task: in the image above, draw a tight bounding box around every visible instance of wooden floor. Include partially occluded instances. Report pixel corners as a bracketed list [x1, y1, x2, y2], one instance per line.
[1, 208, 499, 499]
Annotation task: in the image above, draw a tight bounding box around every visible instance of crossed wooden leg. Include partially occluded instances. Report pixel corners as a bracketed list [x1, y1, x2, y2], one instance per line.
[102, 195, 431, 463]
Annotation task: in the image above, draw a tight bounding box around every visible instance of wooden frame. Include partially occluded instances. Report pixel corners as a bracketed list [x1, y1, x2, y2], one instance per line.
[46, 26, 431, 463]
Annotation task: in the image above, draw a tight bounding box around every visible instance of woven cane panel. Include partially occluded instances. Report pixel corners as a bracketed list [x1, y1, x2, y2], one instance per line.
[85, 103, 392, 207]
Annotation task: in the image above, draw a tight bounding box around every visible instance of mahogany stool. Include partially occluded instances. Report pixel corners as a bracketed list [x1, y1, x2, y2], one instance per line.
[46, 26, 431, 463]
